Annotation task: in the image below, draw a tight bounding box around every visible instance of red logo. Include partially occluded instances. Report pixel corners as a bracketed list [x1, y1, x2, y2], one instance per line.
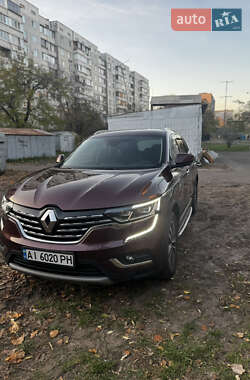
[171, 9, 211, 31]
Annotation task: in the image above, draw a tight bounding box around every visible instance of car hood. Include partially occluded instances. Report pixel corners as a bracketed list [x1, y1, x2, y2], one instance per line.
[7, 167, 168, 210]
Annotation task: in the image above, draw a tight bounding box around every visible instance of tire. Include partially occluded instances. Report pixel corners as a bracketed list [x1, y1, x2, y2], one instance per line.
[192, 182, 198, 215]
[158, 211, 178, 280]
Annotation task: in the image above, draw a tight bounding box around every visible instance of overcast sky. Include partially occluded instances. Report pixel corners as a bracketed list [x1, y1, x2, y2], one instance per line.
[31, 0, 250, 111]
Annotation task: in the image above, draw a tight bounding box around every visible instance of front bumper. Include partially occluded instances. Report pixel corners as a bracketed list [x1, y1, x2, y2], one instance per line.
[0, 213, 164, 284]
[8, 262, 114, 285]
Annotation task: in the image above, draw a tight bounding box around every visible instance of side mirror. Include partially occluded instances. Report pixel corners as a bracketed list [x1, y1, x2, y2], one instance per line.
[56, 154, 65, 166]
[174, 153, 194, 168]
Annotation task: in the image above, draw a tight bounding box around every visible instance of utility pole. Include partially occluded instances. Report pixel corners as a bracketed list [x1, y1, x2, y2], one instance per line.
[222, 80, 233, 127]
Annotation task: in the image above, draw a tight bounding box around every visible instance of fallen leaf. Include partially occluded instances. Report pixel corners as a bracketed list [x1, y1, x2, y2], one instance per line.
[0, 315, 6, 324]
[154, 335, 163, 343]
[122, 335, 130, 340]
[230, 364, 245, 375]
[7, 312, 23, 320]
[48, 342, 53, 351]
[120, 350, 131, 361]
[184, 295, 190, 300]
[157, 345, 164, 351]
[49, 330, 59, 338]
[64, 336, 69, 344]
[184, 290, 191, 294]
[235, 332, 244, 339]
[102, 313, 109, 318]
[0, 329, 4, 338]
[24, 356, 32, 360]
[229, 304, 240, 309]
[169, 332, 180, 341]
[201, 325, 208, 332]
[5, 350, 25, 363]
[57, 339, 63, 345]
[160, 359, 167, 367]
[11, 334, 25, 346]
[96, 325, 102, 332]
[9, 320, 19, 334]
[107, 330, 113, 335]
[233, 295, 241, 301]
[30, 330, 39, 339]
[89, 348, 97, 354]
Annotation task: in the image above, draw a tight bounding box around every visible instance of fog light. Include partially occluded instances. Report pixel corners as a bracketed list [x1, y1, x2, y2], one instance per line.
[125, 255, 135, 263]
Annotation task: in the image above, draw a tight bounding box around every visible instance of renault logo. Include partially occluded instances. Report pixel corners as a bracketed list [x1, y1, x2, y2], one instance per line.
[41, 209, 57, 234]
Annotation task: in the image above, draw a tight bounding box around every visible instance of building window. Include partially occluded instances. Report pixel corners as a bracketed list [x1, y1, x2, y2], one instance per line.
[7, 0, 21, 15]
[33, 49, 38, 57]
[0, 0, 4, 6]
[42, 52, 56, 65]
[40, 24, 55, 39]
[32, 35, 37, 43]
[31, 20, 36, 29]
[0, 12, 22, 30]
[0, 29, 9, 41]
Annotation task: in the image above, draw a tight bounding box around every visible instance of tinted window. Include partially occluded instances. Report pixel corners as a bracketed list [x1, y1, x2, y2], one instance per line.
[62, 134, 166, 170]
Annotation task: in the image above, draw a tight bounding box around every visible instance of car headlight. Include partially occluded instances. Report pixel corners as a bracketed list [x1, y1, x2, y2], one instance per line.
[1, 195, 13, 214]
[105, 198, 161, 223]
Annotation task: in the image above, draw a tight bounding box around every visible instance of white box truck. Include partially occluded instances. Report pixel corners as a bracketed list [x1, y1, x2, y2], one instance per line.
[108, 104, 202, 159]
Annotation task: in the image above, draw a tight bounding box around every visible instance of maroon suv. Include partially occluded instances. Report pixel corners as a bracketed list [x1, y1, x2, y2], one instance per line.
[0, 129, 198, 284]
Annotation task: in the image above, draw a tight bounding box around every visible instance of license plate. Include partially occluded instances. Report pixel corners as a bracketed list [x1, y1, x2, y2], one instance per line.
[22, 248, 74, 267]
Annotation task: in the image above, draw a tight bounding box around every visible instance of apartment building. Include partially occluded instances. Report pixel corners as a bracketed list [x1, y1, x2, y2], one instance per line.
[0, 0, 149, 115]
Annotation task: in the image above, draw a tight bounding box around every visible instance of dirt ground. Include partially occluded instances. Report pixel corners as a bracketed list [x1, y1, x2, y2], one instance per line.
[0, 153, 249, 380]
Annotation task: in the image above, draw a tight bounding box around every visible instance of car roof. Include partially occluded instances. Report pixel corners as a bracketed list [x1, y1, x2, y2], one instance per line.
[93, 129, 174, 138]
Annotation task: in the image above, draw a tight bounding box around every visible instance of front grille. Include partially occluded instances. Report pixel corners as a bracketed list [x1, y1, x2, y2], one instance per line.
[8, 205, 112, 244]
[11, 254, 105, 277]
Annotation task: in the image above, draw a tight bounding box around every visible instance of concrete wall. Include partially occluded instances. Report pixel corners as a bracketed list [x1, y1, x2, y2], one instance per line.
[7, 135, 56, 159]
[55, 132, 75, 152]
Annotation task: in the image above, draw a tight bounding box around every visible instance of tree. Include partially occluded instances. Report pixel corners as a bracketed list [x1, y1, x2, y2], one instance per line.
[220, 126, 239, 148]
[202, 109, 218, 140]
[0, 57, 67, 129]
[57, 83, 106, 138]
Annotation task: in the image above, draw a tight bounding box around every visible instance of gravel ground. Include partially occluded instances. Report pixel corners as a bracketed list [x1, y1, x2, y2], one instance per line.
[0, 153, 249, 380]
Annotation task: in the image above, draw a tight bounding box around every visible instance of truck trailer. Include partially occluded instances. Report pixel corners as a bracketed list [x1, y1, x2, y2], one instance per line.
[108, 104, 202, 159]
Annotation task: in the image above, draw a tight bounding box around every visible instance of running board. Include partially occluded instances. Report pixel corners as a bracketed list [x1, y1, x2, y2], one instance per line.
[178, 206, 192, 237]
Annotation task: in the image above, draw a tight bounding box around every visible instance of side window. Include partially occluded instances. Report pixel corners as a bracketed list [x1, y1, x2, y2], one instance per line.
[176, 138, 189, 154]
[169, 136, 179, 163]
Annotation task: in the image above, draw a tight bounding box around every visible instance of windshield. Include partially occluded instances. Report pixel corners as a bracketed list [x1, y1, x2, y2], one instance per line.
[62, 134, 166, 170]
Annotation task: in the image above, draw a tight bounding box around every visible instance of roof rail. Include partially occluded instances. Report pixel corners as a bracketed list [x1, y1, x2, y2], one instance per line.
[94, 129, 108, 135]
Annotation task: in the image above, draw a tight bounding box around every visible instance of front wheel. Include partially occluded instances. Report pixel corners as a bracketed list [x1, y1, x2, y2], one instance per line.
[158, 211, 178, 280]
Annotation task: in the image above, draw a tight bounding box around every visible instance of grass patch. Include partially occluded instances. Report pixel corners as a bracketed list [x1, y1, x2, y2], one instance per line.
[61, 351, 116, 380]
[118, 306, 141, 322]
[203, 143, 250, 152]
[158, 331, 222, 379]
